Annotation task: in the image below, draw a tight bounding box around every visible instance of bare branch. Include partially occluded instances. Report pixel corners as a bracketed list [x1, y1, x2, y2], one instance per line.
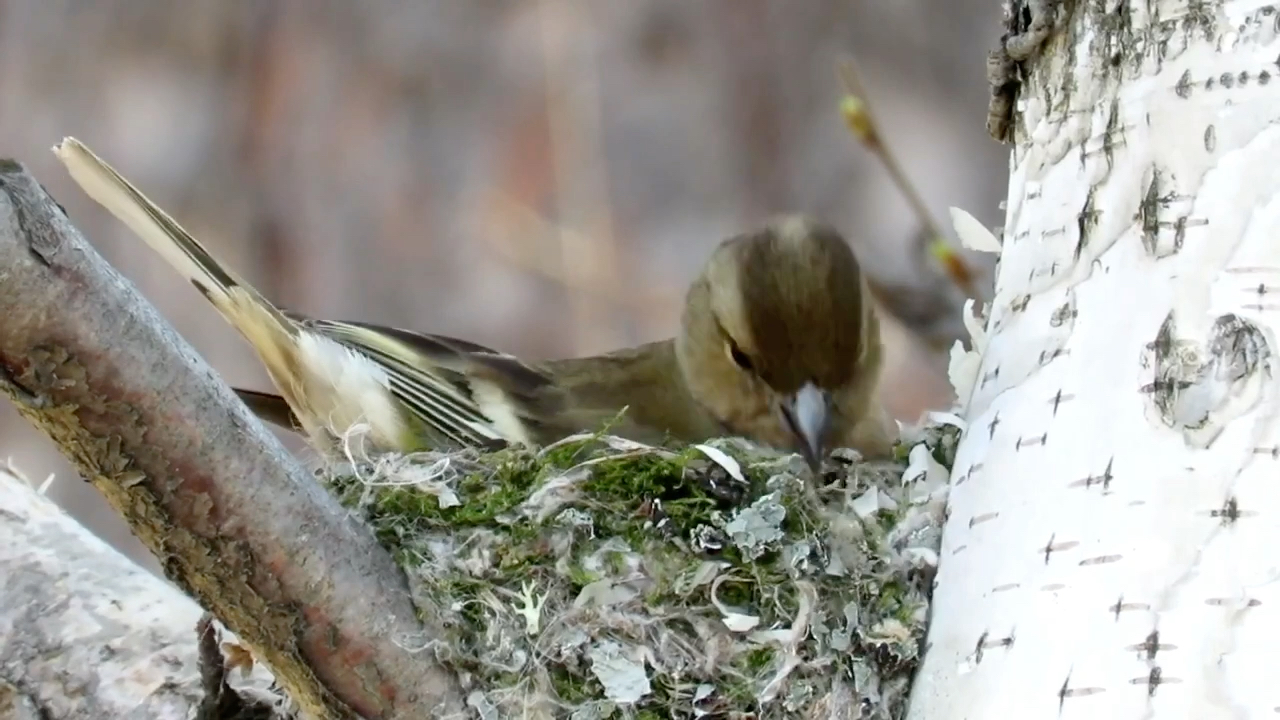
[0, 160, 464, 719]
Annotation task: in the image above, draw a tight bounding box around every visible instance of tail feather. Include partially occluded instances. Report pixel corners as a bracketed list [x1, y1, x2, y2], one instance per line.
[53, 138, 293, 332]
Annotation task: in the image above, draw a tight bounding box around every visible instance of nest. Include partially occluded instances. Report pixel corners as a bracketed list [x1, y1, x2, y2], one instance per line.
[320, 416, 960, 719]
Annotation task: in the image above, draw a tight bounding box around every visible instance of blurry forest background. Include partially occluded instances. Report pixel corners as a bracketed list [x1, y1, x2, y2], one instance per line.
[0, 0, 1008, 571]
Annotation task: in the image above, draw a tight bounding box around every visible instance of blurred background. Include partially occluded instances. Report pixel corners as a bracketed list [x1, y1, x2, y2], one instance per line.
[0, 0, 1008, 572]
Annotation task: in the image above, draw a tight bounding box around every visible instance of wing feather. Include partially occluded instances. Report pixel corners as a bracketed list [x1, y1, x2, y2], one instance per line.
[299, 318, 556, 449]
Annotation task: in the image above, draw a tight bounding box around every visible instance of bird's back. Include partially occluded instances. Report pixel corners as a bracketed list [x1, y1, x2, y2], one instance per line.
[540, 340, 726, 446]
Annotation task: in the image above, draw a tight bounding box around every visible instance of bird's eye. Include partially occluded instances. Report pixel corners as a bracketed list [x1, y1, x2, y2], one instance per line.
[726, 341, 755, 372]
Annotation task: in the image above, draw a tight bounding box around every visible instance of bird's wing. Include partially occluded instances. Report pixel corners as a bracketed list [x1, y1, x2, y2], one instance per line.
[290, 317, 564, 450]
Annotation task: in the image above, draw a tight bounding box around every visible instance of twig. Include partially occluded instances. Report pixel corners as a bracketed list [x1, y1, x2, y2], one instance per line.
[836, 56, 981, 299]
[0, 158, 464, 719]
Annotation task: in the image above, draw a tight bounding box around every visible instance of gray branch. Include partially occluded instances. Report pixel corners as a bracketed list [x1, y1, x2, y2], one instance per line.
[0, 160, 464, 719]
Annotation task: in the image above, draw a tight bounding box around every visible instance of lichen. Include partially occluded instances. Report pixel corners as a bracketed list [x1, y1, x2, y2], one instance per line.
[318, 417, 961, 719]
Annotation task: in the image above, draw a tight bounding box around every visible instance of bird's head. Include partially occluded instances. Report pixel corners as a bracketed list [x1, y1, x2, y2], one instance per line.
[676, 216, 883, 471]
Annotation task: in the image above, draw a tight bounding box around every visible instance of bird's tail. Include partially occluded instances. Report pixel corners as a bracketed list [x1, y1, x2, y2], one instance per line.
[52, 138, 326, 434]
[53, 138, 294, 334]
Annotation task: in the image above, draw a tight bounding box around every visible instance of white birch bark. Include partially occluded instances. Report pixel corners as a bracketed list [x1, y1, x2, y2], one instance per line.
[908, 1, 1280, 717]
[0, 464, 287, 719]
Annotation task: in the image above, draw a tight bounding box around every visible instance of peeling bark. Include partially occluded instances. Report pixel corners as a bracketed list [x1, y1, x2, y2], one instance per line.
[913, 1, 1280, 717]
[0, 161, 463, 718]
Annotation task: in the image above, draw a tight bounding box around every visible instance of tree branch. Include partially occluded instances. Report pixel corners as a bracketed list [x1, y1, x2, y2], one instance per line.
[0, 159, 464, 719]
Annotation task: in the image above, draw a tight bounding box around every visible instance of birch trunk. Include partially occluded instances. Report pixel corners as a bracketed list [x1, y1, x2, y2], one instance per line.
[909, 1, 1280, 717]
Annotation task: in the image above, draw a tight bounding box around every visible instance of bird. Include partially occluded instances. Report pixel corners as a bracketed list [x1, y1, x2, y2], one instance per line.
[53, 137, 895, 470]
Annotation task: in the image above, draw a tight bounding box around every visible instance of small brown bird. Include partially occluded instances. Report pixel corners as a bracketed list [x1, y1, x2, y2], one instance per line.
[54, 137, 894, 469]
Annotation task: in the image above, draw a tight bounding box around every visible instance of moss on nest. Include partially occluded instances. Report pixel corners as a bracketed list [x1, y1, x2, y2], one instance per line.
[320, 417, 961, 719]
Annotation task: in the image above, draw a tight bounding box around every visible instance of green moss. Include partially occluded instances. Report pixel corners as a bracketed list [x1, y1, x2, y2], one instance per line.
[550, 664, 597, 705]
[579, 448, 694, 503]
[713, 577, 756, 607]
[745, 646, 775, 671]
[565, 561, 599, 588]
[539, 437, 594, 469]
[875, 580, 906, 614]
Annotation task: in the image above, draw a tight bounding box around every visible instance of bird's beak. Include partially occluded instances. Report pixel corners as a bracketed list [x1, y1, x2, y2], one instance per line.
[779, 381, 832, 472]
